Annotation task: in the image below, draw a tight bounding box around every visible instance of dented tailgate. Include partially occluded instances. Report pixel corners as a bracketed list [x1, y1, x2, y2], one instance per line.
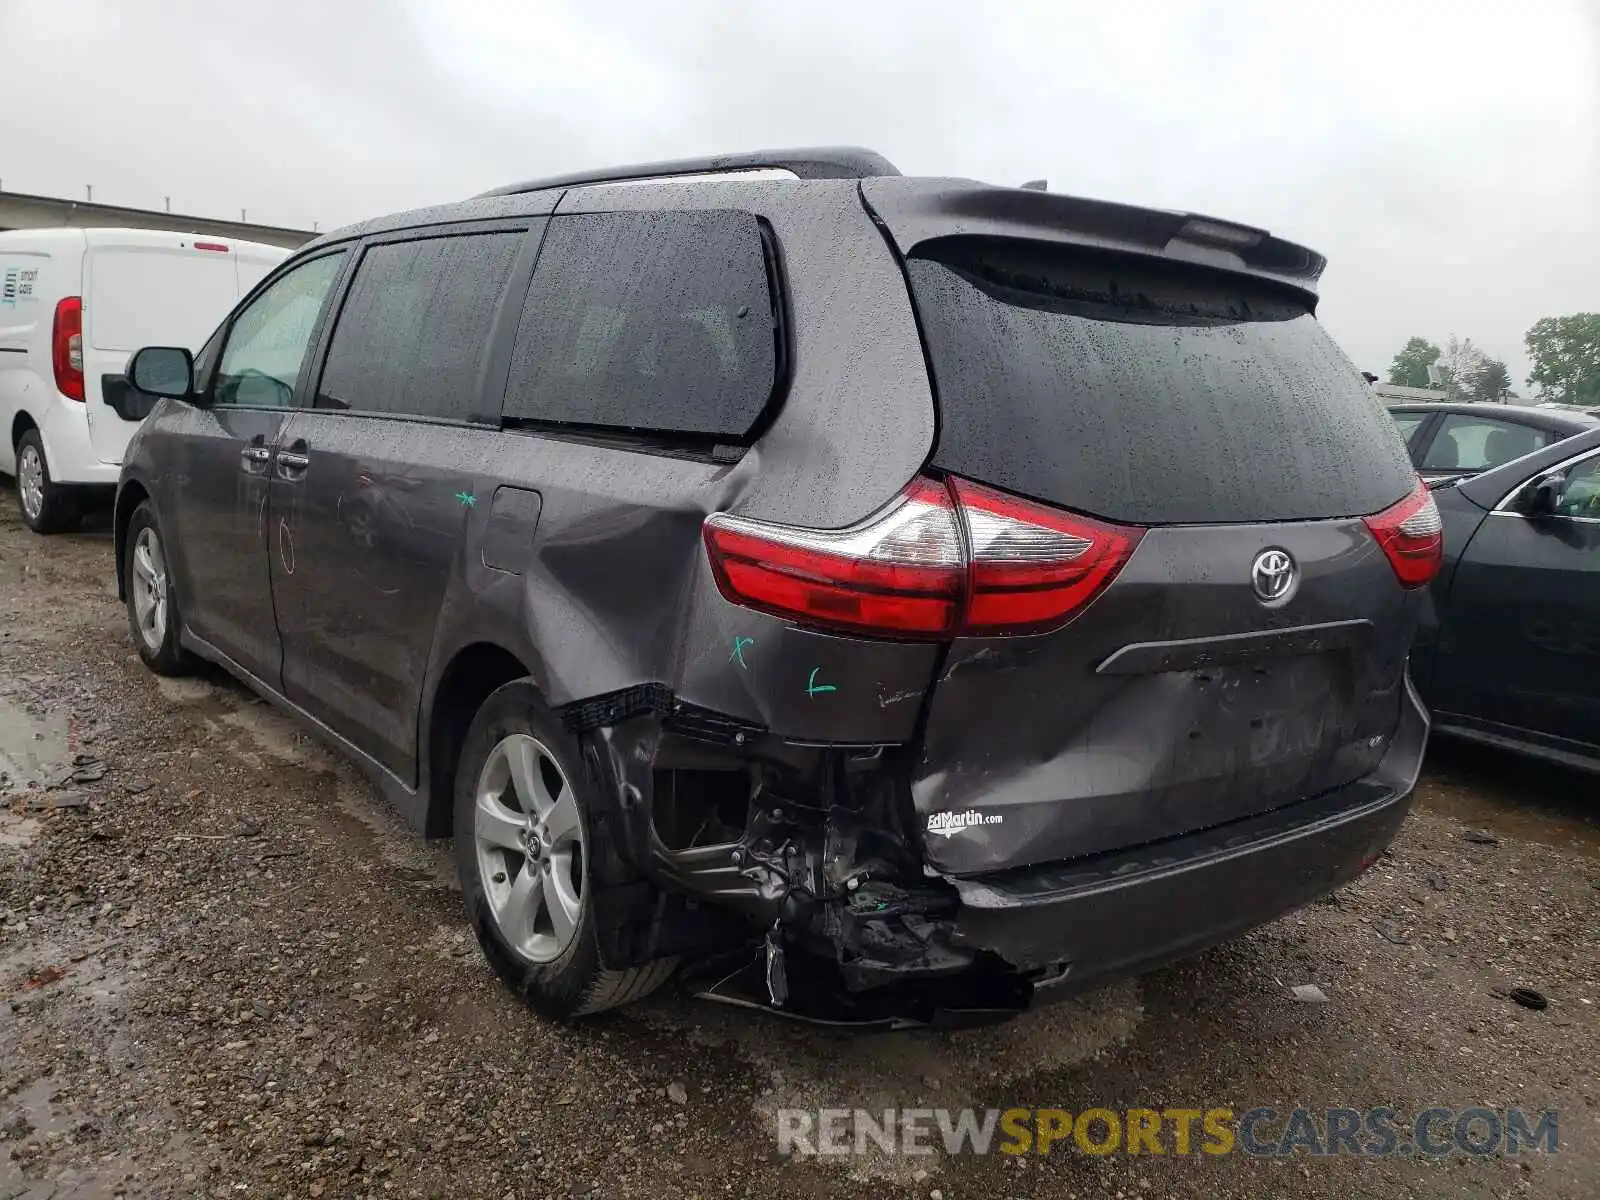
[913, 521, 1417, 875]
[879, 192, 1425, 877]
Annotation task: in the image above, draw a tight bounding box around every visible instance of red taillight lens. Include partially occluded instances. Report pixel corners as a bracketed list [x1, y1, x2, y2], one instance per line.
[951, 477, 1146, 634]
[1363, 478, 1443, 589]
[702, 476, 1145, 638]
[703, 479, 965, 636]
[52, 296, 85, 402]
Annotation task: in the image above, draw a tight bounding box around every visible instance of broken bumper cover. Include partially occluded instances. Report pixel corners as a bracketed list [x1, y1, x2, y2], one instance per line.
[947, 677, 1429, 1001]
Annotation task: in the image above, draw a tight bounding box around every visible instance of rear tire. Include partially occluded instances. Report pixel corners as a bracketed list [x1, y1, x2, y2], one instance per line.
[454, 680, 674, 1019]
[15, 430, 79, 534]
[124, 500, 194, 676]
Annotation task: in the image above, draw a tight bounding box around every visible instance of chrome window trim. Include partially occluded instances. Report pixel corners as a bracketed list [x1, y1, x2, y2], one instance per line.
[1490, 443, 1600, 520]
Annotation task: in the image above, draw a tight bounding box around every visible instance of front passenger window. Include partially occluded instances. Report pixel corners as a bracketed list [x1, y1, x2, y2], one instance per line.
[214, 251, 346, 408]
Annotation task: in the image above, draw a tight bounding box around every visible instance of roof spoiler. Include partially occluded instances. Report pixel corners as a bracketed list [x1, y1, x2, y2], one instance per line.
[861, 178, 1327, 299]
[477, 147, 900, 198]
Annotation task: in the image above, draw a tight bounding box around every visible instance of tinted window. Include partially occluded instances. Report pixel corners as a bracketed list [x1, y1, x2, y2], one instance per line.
[503, 211, 777, 438]
[908, 238, 1416, 525]
[1421, 414, 1550, 472]
[215, 252, 345, 408]
[318, 232, 522, 420]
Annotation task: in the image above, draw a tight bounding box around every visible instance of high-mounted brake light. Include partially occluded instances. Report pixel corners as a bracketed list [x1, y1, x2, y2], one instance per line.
[1362, 478, 1442, 589]
[52, 297, 85, 402]
[193, 241, 231, 253]
[702, 476, 1145, 638]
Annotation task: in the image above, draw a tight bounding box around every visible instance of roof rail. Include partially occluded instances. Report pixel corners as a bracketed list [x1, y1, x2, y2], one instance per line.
[475, 146, 900, 198]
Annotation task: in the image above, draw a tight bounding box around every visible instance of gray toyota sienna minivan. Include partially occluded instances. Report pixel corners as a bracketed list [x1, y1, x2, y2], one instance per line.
[115, 148, 1439, 1026]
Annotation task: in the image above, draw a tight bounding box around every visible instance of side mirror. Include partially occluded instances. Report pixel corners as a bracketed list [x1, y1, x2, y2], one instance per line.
[128, 346, 195, 400]
[1527, 474, 1564, 516]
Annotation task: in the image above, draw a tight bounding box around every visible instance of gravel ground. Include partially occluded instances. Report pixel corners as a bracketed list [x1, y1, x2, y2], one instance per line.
[1, 499, 1597, 1200]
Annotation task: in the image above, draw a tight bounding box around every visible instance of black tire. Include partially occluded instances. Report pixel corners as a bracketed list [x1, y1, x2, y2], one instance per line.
[15, 430, 80, 534]
[124, 500, 194, 676]
[454, 679, 674, 1019]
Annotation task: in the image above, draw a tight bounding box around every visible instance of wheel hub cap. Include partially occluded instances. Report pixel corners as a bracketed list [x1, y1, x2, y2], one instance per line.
[18, 446, 43, 520]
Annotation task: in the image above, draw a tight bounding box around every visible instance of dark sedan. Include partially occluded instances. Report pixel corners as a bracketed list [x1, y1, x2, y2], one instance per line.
[1413, 426, 1600, 770]
[1387, 402, 1598, 486]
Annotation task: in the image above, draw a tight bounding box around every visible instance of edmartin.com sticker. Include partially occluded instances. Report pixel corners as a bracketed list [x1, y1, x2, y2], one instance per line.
[926, 810, 1003, 838]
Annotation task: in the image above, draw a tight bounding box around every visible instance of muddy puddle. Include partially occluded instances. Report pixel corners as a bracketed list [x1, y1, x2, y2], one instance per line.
[0, 695, 69, 797]
[0, 695, 70, 852]
[1415, 740, 1599, 858]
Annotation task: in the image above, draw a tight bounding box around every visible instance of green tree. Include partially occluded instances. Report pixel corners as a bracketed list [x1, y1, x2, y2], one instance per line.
[1526, 314, 1600, 404]
[1470, 358, 1512, 402]
[1387, 337, 1442, 388]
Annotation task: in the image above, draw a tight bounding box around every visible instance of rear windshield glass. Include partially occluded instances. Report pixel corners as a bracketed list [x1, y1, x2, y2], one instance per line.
[908, 238, 1416, 525]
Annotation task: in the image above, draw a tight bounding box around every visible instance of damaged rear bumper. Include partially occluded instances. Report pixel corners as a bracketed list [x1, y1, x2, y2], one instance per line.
[945, 676, 1429, 1003]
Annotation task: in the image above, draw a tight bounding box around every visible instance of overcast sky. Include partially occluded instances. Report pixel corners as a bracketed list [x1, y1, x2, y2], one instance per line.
[4, 0, 1596, 387]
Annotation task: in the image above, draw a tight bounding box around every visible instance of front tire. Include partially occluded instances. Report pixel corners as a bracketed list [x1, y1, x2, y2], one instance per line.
[454, 680, 674, 1019]
[124, 500, 194, 676]
[15, 430, 79, 534]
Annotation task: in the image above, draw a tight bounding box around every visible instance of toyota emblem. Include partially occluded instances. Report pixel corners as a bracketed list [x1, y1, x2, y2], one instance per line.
[1251, 548, 1297, 605]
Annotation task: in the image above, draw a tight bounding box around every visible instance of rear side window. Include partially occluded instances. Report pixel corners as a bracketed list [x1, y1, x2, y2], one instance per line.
[908, 238, 1417, 525]
[502, 210, 778, 439]
[1420, 414, 1551, 472]
[318, 231, 522, 420]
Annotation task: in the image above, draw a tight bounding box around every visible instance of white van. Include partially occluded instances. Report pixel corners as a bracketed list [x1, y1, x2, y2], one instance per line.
[0, 228, 289, 532]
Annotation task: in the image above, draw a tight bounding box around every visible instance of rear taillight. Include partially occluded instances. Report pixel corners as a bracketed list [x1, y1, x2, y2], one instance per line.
[52, 296, 85, 402]
[704, 479, 965, 637]
[1363, 478, 1442, 589]
[950, 477, 1145, 633]
[702, 476, 1145, 638]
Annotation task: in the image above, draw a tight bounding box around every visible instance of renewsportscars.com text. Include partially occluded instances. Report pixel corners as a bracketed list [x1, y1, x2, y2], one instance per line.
[777, 1106, 1559, 1158]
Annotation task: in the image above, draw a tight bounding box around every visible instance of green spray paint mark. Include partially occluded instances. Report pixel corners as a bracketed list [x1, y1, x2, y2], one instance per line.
[455, 491, 477, 507]
[730, 636, 754, 669]
[805, 667, 837, 698]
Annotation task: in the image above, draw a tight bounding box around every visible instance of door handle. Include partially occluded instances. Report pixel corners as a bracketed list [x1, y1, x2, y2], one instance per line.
[275, 450, 310, 481]
[240, 446, 271, 475]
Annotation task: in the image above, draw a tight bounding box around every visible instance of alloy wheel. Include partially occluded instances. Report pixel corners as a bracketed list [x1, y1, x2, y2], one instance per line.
[130, 526, 169, 652]
[473, 733, 586, 964]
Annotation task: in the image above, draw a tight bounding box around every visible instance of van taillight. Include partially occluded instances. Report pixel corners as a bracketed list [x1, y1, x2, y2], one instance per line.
[1362, 478, 1443, 589]
[702, 476, 1144, 638]
[950, 477, 1146, 632]
[52, 297, 85, 402]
